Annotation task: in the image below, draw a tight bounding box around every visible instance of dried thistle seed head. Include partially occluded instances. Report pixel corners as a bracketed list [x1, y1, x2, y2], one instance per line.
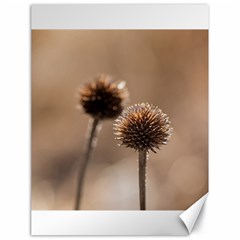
[114, 103, 172, 153]
[79, 74, 129, 119]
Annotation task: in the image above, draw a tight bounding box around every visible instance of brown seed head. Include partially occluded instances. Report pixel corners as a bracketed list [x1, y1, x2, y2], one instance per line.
[79, 74, 129, 119]
[114, 103, 172, 153]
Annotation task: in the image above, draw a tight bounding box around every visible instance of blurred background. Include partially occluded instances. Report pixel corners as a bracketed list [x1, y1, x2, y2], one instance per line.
[31, 30, 208, 210]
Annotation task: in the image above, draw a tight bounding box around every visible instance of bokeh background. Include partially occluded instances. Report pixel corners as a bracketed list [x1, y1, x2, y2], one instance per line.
[32, 30, 208, 210]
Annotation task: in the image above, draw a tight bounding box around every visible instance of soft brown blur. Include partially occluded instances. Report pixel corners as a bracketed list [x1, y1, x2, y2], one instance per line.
[31, 30, 208, 210]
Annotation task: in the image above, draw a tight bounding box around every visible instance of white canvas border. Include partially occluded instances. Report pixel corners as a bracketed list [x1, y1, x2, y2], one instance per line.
[31, 210, 187, 236]
[31, 4, 209, 29]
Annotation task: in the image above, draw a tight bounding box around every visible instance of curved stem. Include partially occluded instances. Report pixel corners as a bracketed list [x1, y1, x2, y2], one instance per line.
[138, 150, 147, 210]
[74, 117, 100, 210]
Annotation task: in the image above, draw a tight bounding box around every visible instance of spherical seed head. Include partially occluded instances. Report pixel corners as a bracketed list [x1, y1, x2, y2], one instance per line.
[114, 103, 172, 153]
[79, 74, 129, 119]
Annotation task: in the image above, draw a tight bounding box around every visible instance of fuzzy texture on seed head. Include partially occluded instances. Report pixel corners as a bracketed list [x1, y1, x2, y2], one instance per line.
[79, 74, 129, 119]
[114, 103, 172, 153]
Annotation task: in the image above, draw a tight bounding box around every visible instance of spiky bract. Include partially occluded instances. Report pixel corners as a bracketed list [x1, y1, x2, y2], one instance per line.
[114, 103, 172, 153]
[79, 74, 128, 119]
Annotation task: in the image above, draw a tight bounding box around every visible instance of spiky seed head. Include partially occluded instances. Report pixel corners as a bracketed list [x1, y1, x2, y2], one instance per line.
[79, 74, 129, 119]
[114, 103, 172, 153]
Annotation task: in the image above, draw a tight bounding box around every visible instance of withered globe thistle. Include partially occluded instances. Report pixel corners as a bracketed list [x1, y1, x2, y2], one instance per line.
[114, 103, 172, 153]
[79, 74, 129, 119]
[114, 103, 172, 210]
[74, 74, 128, 210]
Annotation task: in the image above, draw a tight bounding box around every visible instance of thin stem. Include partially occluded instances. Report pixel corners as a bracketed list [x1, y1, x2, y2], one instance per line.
[74, 117, 100, 210]
[138, 150, 147, 210]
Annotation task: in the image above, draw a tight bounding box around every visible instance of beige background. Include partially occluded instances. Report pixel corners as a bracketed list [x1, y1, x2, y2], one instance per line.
[32, 30, 208, 210]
